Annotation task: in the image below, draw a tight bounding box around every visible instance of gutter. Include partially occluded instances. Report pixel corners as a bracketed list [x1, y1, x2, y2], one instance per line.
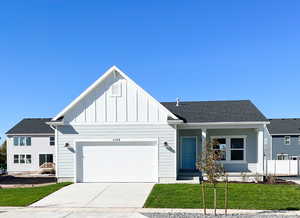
[46, 121, 65, 126]
[167, 120, 184, 124]
[177, 121, 270, 126]
[6, 133, 55, 136]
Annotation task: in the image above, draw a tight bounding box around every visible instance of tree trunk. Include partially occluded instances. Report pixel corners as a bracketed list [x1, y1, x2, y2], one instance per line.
[214, 184, 217, 216]
[225, 178, 228, 215]
[201, 182, 206, 215]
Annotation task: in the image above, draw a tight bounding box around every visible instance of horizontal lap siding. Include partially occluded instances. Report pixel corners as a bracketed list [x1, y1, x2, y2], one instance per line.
[272, 135, 300, 159]
[57, 124, 176, 179]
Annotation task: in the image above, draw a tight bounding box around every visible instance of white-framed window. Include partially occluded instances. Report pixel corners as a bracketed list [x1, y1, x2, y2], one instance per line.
[13, 154, 32, 164]
[277, 153, 289, 160]
[26, 137, 31, 146]
[13, 137, 19, 146]
[211, 136, 246, 162]
[19, 137, 25, 146]
[212, 138, 226, 160]
[49, 136, 55, 146]
[14, 155, 19, 163]
[20, 154, 25, 164]
[13, 136, 31, 146]
[110, 82, 122, 97]
[26, 155, 32, 164]
[230, 138, 245, 161]
[39, 154, 53, 166]
[284, 136, 291, 145]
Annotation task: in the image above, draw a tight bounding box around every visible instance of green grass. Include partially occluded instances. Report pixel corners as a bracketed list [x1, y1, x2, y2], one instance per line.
[144, 183, 300, 210]
[0, 182, 72, 206]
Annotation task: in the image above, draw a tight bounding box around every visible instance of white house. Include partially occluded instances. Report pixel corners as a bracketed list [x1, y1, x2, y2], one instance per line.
[43, 66, 270, 183]
[6, 118, 55, 174]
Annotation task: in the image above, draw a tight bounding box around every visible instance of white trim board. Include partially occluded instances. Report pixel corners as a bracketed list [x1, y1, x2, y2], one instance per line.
[6, 133, 54, 136]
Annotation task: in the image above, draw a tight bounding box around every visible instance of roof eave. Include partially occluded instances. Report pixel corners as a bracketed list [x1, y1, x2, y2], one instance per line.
[167, 120, 184, 124]
[270, 133, 300, 136]
[6, 133, 55, 136]
[46, 121, 65, 126]
[180, 121, 270, 125]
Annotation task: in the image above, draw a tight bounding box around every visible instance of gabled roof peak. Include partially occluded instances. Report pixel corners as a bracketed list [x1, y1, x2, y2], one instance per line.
[52, 66, 178, 121]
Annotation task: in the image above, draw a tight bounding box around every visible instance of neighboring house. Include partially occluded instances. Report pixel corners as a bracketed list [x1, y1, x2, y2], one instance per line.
[266, 119, 300, 160]
[5, 118, 55, 174]
[42, 66, 270, 183]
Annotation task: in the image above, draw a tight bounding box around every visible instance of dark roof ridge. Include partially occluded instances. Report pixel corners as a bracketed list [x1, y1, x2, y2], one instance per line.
[269, 118, 300, 120]
[161, 99, 250, 103]
[22, 118, 52, 120]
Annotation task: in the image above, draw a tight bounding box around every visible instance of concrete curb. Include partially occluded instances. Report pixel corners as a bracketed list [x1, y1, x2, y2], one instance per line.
[1, 207, 300, 216]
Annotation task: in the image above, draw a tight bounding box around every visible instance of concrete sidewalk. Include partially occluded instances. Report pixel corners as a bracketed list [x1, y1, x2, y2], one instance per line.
[0, 207, 300, 218]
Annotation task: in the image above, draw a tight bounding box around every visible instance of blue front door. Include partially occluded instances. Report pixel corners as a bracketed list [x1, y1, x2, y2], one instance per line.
[181, 137, 196, 170]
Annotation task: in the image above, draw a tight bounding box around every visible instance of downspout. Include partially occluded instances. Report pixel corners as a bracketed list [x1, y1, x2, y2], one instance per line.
[49, 124, 59, 181]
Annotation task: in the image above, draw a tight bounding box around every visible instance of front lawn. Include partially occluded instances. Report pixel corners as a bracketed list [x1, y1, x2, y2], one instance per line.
[144, 183, 300, 210]
[0, 182, 72, 206]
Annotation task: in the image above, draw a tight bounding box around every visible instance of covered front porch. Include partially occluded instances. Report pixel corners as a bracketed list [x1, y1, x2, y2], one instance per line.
[175, 123, 265, 181]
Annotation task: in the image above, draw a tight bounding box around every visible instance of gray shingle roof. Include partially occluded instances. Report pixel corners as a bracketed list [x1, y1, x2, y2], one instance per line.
[267, 119, 300, 135]
[161, 100, 268, 123]
[6, 118, 54, 135]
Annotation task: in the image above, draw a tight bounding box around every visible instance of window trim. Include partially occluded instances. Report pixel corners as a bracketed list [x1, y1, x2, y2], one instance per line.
[277, 153, 289, 160]
[26, 137, 31, 146]
[49, 136, 55, 146]
[14, 154, 19, 164]
[210, 135, 247, 163]
[212, 137, 227, 161]
[13, 137, 19, 146]
[26, 154, 32, 164]
[19, 154, 25, 164]
[19, 136, 25, 146]
[13, 154, 32, 164]
[13, 136, 31, 146]
[39, 154, 54, 167]
[284, 136, 291, 145]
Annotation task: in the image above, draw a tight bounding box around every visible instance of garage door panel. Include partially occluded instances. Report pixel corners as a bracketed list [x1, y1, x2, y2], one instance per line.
[77, 142, 158, 182]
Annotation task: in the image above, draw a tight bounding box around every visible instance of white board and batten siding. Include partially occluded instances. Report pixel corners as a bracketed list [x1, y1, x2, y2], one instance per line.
[63, 72, 170, 124]
[56, 68, 177, 183]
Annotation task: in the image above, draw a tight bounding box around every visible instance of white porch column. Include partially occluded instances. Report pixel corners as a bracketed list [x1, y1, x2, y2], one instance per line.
[257, 127, 264, 175]
[201, 128, 207, 155]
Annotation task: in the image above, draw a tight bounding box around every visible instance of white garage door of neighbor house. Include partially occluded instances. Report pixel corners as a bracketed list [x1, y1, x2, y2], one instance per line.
[77, 141, 158, 183]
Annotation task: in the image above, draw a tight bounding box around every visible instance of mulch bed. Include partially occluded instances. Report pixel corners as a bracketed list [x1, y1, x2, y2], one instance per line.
[0, 175, 57, 188]
[225, 178, 297, 185]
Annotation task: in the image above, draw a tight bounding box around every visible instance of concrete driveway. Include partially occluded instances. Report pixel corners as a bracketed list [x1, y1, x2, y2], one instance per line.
[31, 183, 154, 208]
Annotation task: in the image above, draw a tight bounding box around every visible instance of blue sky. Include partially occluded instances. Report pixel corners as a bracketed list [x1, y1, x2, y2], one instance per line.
[1, 1, 300, 143]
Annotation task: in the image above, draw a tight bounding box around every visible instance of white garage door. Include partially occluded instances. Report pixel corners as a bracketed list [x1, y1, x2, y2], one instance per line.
[77, 141, 158, 183]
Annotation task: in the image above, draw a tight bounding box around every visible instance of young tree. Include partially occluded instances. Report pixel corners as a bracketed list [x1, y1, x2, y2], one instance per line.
[196, 140, 225, 215]
[0, 140, 7, 168]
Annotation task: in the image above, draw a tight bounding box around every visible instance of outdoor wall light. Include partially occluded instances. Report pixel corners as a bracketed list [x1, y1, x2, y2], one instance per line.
[65, 142, 70, 148]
